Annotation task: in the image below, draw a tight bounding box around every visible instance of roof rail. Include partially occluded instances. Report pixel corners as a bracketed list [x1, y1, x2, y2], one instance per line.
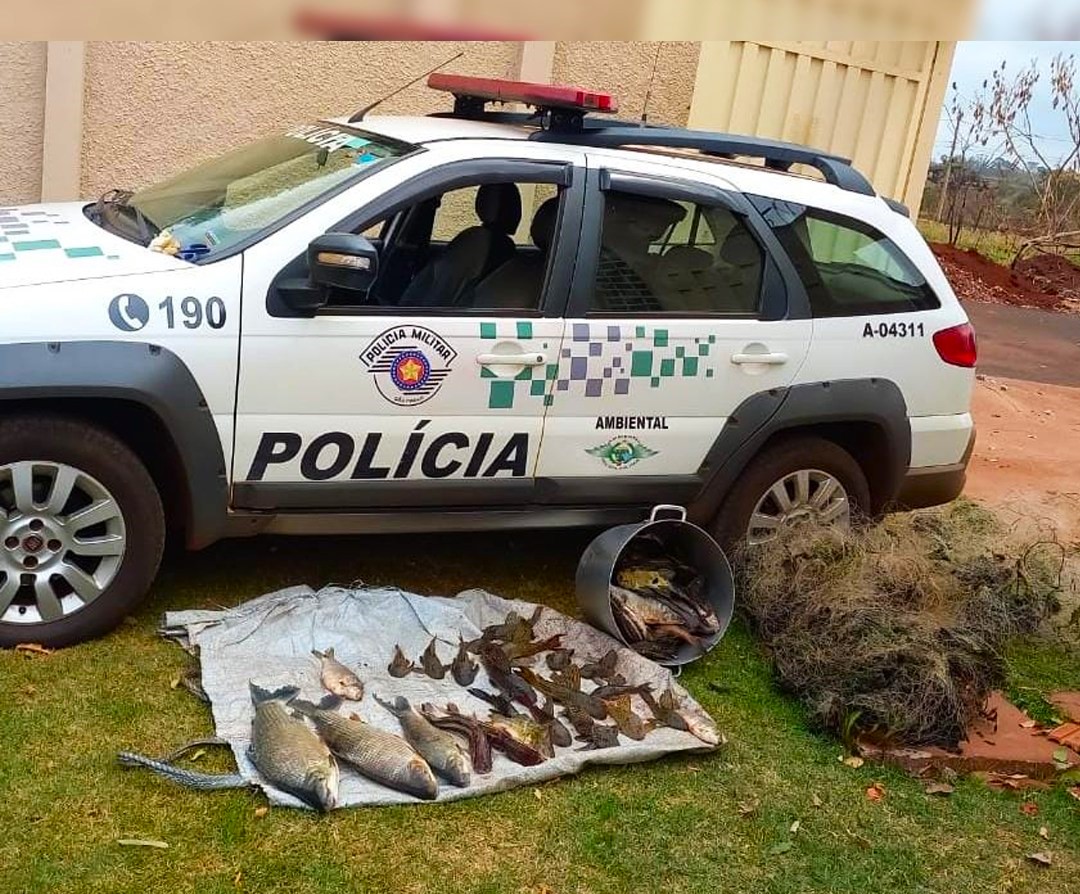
[529, 126, 875, 196]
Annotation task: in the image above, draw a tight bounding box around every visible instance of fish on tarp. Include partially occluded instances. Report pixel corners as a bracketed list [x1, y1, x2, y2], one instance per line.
[451, 636, 479, 687]
[604, 695, 649, 741]
[248, 683, 339, 812]
[312, 648, 364, 701]
[579, 649, 619, 682]
[517, 667, 607, 720]
[576, 721, 621, 751]
[483, 713, 555, 759]
[533, 695, 572, 748]
[468, 687, 519, 717]
[388, 645, 416, 678]
[590, 682, 652, 702]
[375, 694, 470, 787]
[545, 648, 575, 672]
[418, 638, 448, 680]
[478, 644, 537, 708]
[420, 703, 493, 775]
[503, 634, 563, 664]
[291, 694, 438, 800]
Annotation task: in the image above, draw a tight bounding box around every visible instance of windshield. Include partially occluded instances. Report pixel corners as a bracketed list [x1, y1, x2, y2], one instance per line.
[105, 123, 416, 260]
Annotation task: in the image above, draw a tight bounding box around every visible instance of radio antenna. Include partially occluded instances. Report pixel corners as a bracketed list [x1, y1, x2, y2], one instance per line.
[640, 43, 662, 126]
[349, 51, 465, 123]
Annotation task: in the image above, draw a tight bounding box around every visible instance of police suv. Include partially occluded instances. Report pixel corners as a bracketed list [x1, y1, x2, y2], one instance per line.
[0, 75, 976, 646]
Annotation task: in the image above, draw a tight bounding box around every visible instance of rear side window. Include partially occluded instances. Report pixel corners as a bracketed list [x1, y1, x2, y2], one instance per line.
[749, 197, 939, 317]
[591, 191, 764, 316]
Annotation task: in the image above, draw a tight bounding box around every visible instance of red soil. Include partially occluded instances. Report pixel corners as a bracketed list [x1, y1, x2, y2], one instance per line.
[929, 242, 1070, 312]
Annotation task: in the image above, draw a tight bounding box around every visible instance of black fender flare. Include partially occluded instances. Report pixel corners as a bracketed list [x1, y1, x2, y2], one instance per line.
[0, 340, 228, 548]
[689, 377, 911, 523]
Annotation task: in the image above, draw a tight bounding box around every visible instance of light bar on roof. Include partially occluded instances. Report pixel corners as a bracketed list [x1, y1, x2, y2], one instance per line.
[428, 73, 619, 114]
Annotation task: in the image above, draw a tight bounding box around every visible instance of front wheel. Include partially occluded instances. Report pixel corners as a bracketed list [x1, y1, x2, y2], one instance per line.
[711, 436, 870, 552]
[0, 416, 165, 648]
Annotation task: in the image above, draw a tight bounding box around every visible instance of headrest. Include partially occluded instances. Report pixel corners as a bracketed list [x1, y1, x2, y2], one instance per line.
[475, 183, 523, 234]
[719, 229, 760, 266]
[530, 197, 560, 253]
[604, 193, 686, 241]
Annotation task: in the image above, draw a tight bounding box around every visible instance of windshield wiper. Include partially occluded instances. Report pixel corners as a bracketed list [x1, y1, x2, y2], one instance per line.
[94, 188, 159, 246]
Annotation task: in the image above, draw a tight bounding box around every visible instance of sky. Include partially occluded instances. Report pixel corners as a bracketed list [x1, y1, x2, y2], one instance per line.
[932, 41, 1080, 167]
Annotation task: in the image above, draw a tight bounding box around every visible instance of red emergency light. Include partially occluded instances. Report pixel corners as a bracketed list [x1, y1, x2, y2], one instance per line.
[428, 73, 619, 115]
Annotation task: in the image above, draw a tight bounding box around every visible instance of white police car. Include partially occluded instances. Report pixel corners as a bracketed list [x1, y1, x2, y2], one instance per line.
[0, 75, 975, 646]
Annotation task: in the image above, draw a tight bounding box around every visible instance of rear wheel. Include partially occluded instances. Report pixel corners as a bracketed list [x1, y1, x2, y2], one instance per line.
[711, 436, 870, 552]
[0, 416, 164, 648]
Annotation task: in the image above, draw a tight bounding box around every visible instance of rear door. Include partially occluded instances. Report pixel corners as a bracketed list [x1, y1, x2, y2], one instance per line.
[533, 156, 813, 504]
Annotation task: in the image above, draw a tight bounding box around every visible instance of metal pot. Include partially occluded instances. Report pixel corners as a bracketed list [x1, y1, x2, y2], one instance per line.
[575, 505, 735, 667]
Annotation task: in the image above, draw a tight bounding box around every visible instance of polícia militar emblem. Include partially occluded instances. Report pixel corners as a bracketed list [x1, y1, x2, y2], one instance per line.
[359, 325, 457, 407]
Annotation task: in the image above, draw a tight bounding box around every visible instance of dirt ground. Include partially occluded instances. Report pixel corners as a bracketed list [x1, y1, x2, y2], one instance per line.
[930, 242, 1080, 314]
[966, 375, 1080, 544]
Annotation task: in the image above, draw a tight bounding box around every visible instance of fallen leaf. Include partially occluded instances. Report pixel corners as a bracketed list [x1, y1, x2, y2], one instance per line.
[233, 869, 242, 887]
[189, 749, 206, 762]
[254, 806, 268, 818]
[866, 783, 885, 802]
[1069, 786, 1080, 801]
[1039, 826, 1049, 840]
[842, 755, 865, 769]
[169, 675, 181, 690]
[789, 819, 801, 834]
[15, 643, 52, 656]
[1052, 747, 1069, 766]
[117, 839, 168, 849]
[533, 789, 542, 801]
[737, 798, 760, 817]
[1027, 851, 1052, 867]
[1019, 719, 1037, 729]
[925, 782, 955, 796]
[812, 793, 823, 808]
[768, 841, 793, 856]
[1021, 801, 1039, 817]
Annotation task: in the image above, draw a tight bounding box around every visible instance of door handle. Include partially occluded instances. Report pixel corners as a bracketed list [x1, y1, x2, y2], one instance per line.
[730, 351, 788, 365]
[476, 353, 547, 366]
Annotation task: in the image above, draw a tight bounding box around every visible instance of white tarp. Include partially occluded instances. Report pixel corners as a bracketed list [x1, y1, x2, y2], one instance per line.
[161, 585, 720, 809]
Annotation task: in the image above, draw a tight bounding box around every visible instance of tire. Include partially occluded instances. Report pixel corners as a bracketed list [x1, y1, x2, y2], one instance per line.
[0, 415, 165, 648]
[711, 435, 871, 553]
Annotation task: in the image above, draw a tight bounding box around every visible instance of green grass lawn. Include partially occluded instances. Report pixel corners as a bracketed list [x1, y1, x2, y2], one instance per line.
[2, 529, 1078, 894]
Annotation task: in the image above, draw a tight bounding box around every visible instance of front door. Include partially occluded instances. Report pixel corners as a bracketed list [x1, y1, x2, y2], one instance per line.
[534, 160, 813, 503]
[232, 156, 582, 510]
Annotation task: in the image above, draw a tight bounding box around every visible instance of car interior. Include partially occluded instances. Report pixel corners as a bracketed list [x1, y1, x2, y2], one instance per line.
[338, 182, 562, 311]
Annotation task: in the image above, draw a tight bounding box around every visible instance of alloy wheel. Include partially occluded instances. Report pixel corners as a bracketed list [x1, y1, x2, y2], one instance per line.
[746, 468, 851, 546]
[0, 461, 127, 625]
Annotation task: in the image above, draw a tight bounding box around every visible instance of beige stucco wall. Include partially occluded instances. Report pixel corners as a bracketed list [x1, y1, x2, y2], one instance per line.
[0, 42, 46, 204]
[553, 42, 699, 127]
[80, 41, 521, 197]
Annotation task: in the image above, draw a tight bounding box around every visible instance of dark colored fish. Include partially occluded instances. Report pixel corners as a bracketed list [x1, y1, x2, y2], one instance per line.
[485, 713, 554, 759]
[419, 638, 447, 680]
[517, 667, 607, 720]
[478, 645, 537, 708]
[550, 663, 581, 692]
[591, 682, 653, 702]
[388, 645, 416, 678]
[605, 695, 648, 741]
[452, 636, 479, 687]
[178, 663, 209, 703]
[641, 687, 689, 733]
[420, 703, 494, 775]
[579, 649, 619, 682]
[468, 687, 519, 717]
[562, 704, 596, 738]
[502, 634, 563, 663]
[545, 648, 575, 672]
[576, 721, 621, 751]
[531, 696, 572, 748]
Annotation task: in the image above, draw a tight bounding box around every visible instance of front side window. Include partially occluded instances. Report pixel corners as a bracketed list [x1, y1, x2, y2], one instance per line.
[750, 197, 939, 317]
[93, 123, 415, 260]
[590, 191, 763, 315]
[331, 180, 564, 312]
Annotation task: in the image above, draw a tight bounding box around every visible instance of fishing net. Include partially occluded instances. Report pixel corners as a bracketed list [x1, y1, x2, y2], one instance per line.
[737, 503, 1063, 748]
[159, 586, 719, 809]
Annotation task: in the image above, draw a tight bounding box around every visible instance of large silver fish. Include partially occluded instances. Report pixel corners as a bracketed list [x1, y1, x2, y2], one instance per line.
[291, 695, 438, 801]
[375, 694, 471, 788]
[248, 683, 338, 812]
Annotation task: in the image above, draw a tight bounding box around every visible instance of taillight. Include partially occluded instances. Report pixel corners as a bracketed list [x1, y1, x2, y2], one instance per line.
[933, 322, 977, 368]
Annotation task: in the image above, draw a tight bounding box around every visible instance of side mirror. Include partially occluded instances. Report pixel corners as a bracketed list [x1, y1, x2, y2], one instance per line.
[309, 232, 379, 292]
